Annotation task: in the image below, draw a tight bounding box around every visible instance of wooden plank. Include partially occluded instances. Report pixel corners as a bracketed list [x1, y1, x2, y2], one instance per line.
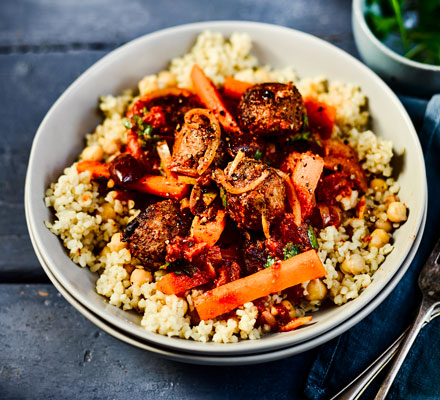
[0, 284, 316, 399]
[0, 51, 107, 281]
[0, 0, 355, 54]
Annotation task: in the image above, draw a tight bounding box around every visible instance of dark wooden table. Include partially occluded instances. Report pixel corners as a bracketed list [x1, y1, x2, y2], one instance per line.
[1, 1, 355, 398]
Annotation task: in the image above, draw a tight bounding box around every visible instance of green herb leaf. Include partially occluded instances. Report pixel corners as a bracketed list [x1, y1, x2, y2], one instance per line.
[284, 242, 300, 260]
[123, 119, 132, 129]
[133, 114, 144, 128]
[254, 149, 263, 160]
[264, 255, 276, 269]
[307, 225, 319, 250]
[159, 261, 170, 270]
[143, 125, 153, 137]
[303, 112, 309, 129]
[220, 187, 228, 209]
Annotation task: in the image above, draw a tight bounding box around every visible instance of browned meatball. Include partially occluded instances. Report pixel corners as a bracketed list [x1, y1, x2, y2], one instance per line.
[237, 82, 305, 138]
[219, 157, 287, 230]
[169, 108, 226, 176]
[122, 200, 190, 268]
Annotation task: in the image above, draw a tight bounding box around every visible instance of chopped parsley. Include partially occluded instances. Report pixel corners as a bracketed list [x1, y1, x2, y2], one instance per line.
[303, 112, 309, 129]
[220, 187, 228, 209]
[264, 255, 276, 269]
[307, 225, 319, 250]
[284, 242, 300, 260]
[254, 149, 263, 160]
[123, 119, 132, 129]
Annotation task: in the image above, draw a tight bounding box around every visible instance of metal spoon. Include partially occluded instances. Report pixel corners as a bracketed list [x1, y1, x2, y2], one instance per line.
[330, 306, 440, 400]
[375, 237, 440, 399]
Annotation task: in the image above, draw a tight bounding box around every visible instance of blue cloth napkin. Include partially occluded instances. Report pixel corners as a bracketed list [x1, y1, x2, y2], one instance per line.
[304, 95, 440, 400]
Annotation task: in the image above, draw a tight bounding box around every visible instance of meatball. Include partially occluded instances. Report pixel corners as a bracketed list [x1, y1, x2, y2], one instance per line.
[220, 157, 287, 230]
[122, 200, 190, 268]
[237, 82, 305, 138]
[170, 108, 226, 176]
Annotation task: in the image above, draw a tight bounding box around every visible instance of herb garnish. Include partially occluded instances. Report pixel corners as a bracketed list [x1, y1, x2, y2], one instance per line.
[264, 255, 276, 269]
[254, 149, 263, 160]
[220, 187, 228, 208]
[307, 225, 319, 250]
[284, 242, 300, 260]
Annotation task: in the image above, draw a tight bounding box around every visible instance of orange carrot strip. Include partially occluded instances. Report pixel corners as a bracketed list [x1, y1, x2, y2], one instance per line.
[194, 250, 326, 320]
[156, 267, 216, 296]
[190, 64, 240, 133]
[76, 161, 110, 179]
[278, 316, 313, 332]
[126, 175, 189, 200]
[292, 152, 324, 219]
[305, 98, 336, 140]
[223, 76, 253, 99]
[191, 209, 226, 247]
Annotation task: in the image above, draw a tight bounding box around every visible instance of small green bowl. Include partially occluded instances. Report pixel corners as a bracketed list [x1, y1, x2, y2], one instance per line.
[352, 0, 440, 97]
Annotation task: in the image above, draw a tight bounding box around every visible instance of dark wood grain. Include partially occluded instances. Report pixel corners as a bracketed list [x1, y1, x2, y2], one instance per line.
[0, 51, 106, 281]
[0, 284, 317, 399]
[0, 0, 355, 54]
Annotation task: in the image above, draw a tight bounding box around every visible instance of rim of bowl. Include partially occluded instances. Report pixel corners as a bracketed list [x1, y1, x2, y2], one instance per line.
[26, 20, 427, 355]
[26, 195, 427, 365]
[353, 0, 440, 72]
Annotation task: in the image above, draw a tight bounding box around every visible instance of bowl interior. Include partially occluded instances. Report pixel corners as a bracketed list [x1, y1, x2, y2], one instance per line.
[26, 21, 426, 355]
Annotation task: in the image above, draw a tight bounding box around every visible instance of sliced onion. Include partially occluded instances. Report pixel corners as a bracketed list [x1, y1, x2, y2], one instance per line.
[156, 140, 172, 177]
[261, 213, 270, 239]
[182, 108, 222, 176]
[215, 168, 270, 195]
[227, 150, 245, 177]
[275, 169, 302, 226]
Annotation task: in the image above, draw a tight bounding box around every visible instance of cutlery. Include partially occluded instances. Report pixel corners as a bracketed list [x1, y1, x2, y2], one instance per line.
[374, 237, 440, 399]
[330, 306, 440, 400]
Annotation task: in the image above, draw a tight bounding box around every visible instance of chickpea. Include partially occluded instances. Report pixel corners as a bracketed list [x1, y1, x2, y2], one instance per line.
[335, 270, 344, 281]
[369, 228, 389, 249]
[305, 279, 328, 301]
[387, 202, 407, 223]
[99, 202, 116, 221]
[108, 232, 127, 253]
[385, 195, 399, 207]
[375, 219, 392, 232]
[80, 145, 104, 162]
[130, 268, 152, 287]
[281, 300, 296, 319]
[340, 254, 366, 275]
[370, 178, 387, 193]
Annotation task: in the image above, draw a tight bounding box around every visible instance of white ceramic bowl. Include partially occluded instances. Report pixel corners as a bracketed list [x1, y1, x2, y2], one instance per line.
[26, 188, 427, 365]
[26, 21, 426, 356]
[352, 0, 440, 97]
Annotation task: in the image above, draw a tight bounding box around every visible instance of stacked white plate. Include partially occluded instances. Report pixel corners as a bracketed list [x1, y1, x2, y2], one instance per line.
[25, 21, 427, 365]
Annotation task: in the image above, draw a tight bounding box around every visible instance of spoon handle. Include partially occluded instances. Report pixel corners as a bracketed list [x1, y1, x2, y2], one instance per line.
[374, 297, 437, 400]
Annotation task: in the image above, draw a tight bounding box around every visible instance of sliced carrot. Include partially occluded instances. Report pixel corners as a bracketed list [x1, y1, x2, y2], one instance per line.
[190, 64, 240, 133]
[76, 160, 110, 179]
[291, 152, 324, 219]
[156, 266, 216, 296]
[278, 316, 312, 332]
[305, 98, 336, 140]
[223, 76, 253, 99]
[194, 250, 326, 320]
[191, 209, 226, 247]
[126, 175, 189, 200]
